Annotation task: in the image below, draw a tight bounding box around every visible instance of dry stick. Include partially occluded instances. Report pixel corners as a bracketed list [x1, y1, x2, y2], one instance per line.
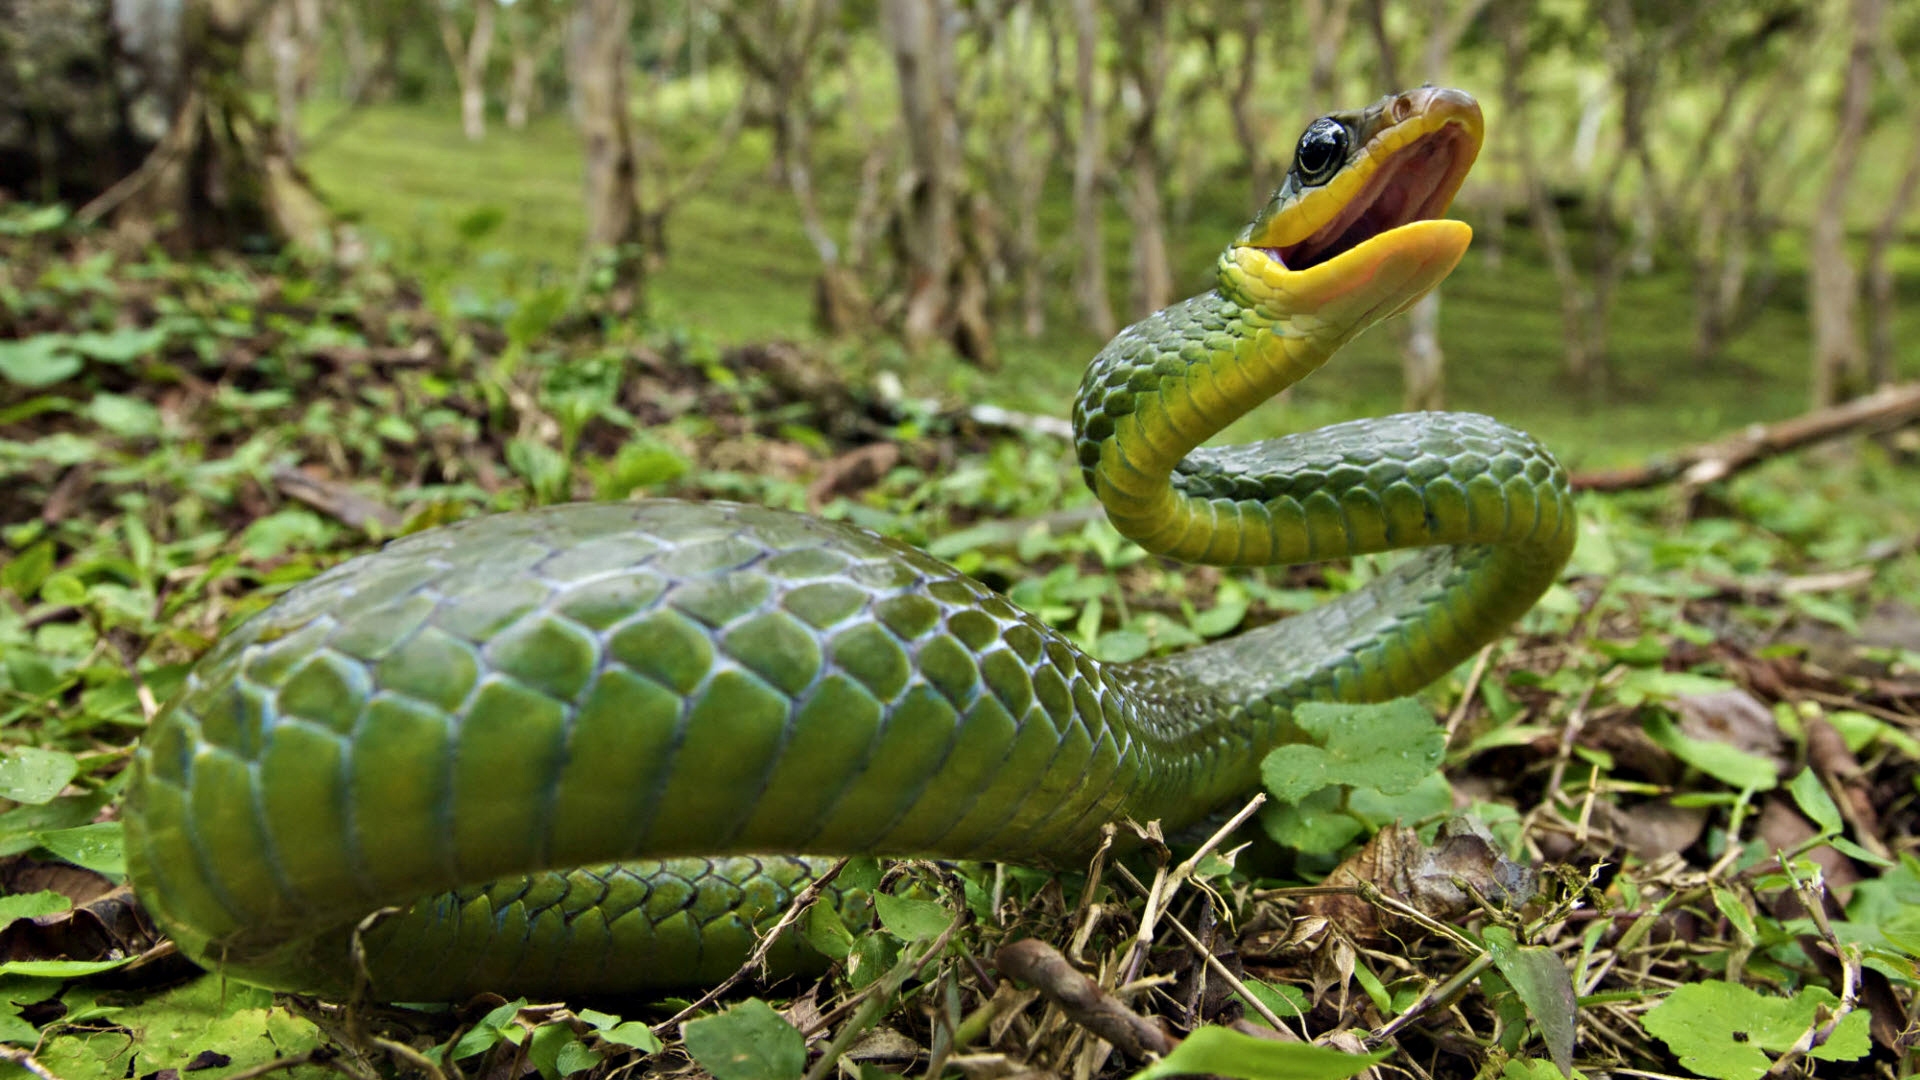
[1067, 825, 1118, 964]
[0, 1048, 63, 1080]
[993, 939, 1173, 1060]
[1105, 863, 1301, 1040]
[1762, 869, 1862, 1078]
[1569, 380, 1920, 492]
[1442, 644, 1496, 748]
[370, 1036, 449, 1080]
[1118, 796, 1266, 986]
[1370, 952, 1495, 1043]
[656, 856, 852, 1034]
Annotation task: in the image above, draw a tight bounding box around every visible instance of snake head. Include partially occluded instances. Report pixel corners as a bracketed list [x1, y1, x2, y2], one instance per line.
[1228, 87, 1484, 322]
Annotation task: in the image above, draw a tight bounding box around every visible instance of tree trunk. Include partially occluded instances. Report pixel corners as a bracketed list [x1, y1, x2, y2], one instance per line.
[1300, 0, 1358, 121]
[438, 0, 498, 141]
[504, 8, 562, 131]
[881, 0, 973, 357]
[266, 0, 323, 157]
[1067, 0, 1116, 339]
[1368, 0, 1489, 412]
[1499, 1, 1596, 388]
[567, 0, 643, 315]
[1864, 116, 1920, 389]
[0, 0, 330, 253]
[1808, 0, 1881, 407]
[1114, 0, 1174, 320]
[1401, 292, 1445, 411]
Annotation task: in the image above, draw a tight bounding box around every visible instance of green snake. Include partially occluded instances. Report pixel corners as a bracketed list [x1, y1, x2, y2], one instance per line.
[124, 88, 1574, 1000]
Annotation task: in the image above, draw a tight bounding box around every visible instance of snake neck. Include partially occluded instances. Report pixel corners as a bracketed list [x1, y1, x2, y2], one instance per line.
[1071, 251, 1577, 825]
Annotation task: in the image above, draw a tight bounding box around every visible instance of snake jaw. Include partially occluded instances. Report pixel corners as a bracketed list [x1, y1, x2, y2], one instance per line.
[1234, 87, 1484, 294]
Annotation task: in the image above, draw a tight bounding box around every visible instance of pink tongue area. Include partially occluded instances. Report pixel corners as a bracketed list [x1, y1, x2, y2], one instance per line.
[1280, 130, 1461, 271]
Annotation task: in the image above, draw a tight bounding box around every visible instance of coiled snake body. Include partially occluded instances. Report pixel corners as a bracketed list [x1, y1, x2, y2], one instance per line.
[125, 88, 1575, 999]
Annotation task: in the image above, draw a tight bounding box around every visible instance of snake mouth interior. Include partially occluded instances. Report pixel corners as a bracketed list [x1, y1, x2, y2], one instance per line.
[1262, 121, 1478, 272]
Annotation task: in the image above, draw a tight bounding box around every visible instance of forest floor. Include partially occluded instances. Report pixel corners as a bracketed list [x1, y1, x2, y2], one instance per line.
[1, 157, 1918, 1080]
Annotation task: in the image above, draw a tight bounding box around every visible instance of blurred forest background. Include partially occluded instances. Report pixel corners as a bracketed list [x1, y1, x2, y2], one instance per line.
[5, 0, 1918, 461]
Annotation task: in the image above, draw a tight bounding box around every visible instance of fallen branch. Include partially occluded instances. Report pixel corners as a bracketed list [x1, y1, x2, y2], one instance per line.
[992, 938, 1173, 1060]
[1570, 381, 1920, 493]
[274, 468, 403, 533]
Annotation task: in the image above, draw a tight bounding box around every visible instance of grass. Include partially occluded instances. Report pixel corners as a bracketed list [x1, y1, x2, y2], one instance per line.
[304, 97, 1920, 468]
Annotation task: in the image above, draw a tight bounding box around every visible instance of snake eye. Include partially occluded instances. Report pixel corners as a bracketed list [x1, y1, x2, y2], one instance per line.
[1294, 119, 1349, 186]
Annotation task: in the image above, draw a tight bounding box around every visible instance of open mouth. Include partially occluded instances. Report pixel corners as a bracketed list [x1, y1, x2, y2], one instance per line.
[1246, 94, 1482, 274]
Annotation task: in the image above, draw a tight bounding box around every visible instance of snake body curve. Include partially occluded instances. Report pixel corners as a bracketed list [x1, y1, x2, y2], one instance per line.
[124, 88, 1575, 999]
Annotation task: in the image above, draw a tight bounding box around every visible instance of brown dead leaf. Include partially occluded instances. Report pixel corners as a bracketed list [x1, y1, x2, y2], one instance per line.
[0, 858, 157, 965]
[1673, 688, 1787, 767]
[1300, 819, 1537, 942]
[806, 442, 900, 511]
[1598, 799, 1711, 862]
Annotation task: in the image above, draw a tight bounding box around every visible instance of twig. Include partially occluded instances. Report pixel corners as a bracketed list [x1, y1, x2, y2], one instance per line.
[1118, 796, 1264, 987]
[1569, 381, 1920, 492]
[1370, 952, 1495, 1042]
[992, 939, 1172, 1059]
[0, 1047, 63, 1080]
[1108, 862, 1302, 1040]
[1761, 867, 1861, 1077]
[371, 1036, 449, 1080]
[1443, 644, 1495, 747]
[656, 857, 851, 1033]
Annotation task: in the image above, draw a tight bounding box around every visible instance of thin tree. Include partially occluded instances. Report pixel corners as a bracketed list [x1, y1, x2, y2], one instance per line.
[439, 0, 499, 141]
[1066, 0, 1117, 338]
[567, 0, 645, 314]
[1809, 0, 1885, 407]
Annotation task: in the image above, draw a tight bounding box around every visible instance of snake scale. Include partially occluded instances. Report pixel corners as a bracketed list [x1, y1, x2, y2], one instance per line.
[124, 88, 1575, 999]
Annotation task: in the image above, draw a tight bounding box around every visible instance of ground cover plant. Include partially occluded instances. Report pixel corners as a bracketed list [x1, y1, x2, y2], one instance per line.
[0, 198, 1916, 1080]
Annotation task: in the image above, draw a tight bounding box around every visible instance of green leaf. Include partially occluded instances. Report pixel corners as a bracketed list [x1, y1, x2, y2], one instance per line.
[1828, 836, 1894, 867]
[529, 1021, 600, 1080]
[0, 1005, 38, 1046]
[85, 393, 162, 438]
[0, 891, 70, 928]
[578, 1008, 662, 1053]
[1260, 698, 1444, 804]
[0, 748, 79, 804]
[555, 1039, 604, 1075]
[1711, 887, 1757, 942]
[0, 338, 81, 387]
[600, 1020, 661, 1052]
[2, 541, 55, 600]
[448, 998, 528, 1061]
[66, 327, 166, 364]
[1233, 978, 1308, 1025]
[1640, 981, 1871, 1080]
[803, 902, 855, 961]
[1260, 786, 1365, 856]
[873, 893, 952, 942]
[0, 957, 133, 978]
[682, 999, 805, 1080]
[1482, 927, 1577, 1077]
[1786, 768, 1842, 835]
[1642, 713, 1778, 792]
[1190, 580, 1248, 638]
[34, 822, 124, 877]
[1128, 1025, 1386, 1080]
